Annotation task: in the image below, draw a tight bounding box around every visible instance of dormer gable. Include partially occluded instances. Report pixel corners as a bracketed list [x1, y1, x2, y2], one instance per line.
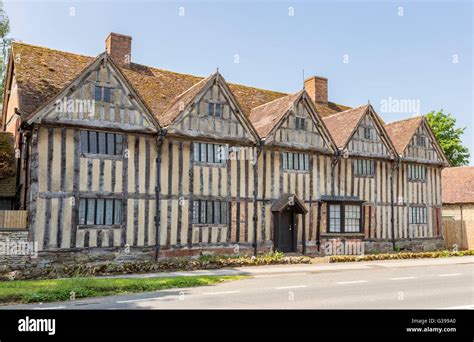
[165, 72, 259, 144]
[250, 90, 336, 153]
[27, 53, 160, 133]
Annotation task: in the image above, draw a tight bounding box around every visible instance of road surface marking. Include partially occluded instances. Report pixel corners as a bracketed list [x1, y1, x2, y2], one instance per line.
[274, 285, 307, 290]
[438, 273, 461, 277]
[34, 306, 66, 310]
[255, 273, 308, 278]
[117, 297, 165, 304]
[441, 304, 474, 309]
[389, 276, 417, 280]
[337, 280, 367, 285]
[203, 291, 241, 295]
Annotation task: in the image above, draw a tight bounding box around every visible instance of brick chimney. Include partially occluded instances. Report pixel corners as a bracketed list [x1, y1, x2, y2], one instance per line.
[105, 32, 132, 66]
[304, 75, 328, 104]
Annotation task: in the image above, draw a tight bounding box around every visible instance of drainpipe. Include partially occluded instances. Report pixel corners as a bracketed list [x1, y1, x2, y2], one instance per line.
[253, 143, 263, 257]
[154, 128, 166, 262]
[16, 128, 23, 210]
[390, 156, 400, 251]
[22, 131, 31, 211]
[331, 150, 342, 197]
[460, 204, 464, 249]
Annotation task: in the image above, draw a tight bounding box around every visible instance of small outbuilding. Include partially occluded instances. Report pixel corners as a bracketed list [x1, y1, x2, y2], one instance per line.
[442, 166, 474, 250]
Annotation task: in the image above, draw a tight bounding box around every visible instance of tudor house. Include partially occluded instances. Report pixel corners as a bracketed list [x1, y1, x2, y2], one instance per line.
[0, 33, 449, 261]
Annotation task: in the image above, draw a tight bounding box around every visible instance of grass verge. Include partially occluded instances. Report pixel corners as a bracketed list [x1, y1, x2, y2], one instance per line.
[0, 275, 245, 305]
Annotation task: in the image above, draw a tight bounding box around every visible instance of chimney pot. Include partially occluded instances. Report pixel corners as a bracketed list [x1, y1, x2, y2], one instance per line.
[105, 32, 132, 66]
[304, 75, 328, 104]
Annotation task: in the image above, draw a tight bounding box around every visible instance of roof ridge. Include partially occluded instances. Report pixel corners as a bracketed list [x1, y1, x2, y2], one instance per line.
[385, 115, 423, 126]
[250, 90, 301, 112]
[322, 103, 368, 119]
[12, 41, 93, 59]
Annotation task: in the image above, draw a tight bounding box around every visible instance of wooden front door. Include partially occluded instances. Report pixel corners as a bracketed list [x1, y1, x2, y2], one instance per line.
[275, 209, 296, 253]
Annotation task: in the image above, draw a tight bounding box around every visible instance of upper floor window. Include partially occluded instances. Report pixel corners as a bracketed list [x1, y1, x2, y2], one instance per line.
[409, 207, 427, 224]
[415, 135, 426, 147]
[78, 198, 122, 226]
[294, 116, 306, 130]
[194, 142, 225, 164]
[208, 102, 222, 118]
[354, 159, 374, 177]
[328, 203, 362, 233]
[408, 164, 425, 181]
[282, 152, 310, 171]
[364, 127, 374, 140]
[94, 86, 114, 103]
[80, 130, 123, 156]
[193, 200, 227, 224]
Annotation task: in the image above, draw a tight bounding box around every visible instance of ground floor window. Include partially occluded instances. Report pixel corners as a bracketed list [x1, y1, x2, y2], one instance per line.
[409, 206, 427, 224]
[328, 203, 362, 233]
[78, 198, 122, 225]
[192, 200, 227, 224]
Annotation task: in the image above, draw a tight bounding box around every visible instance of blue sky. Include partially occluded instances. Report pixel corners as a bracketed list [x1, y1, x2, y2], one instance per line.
[4, 0, 473, 164]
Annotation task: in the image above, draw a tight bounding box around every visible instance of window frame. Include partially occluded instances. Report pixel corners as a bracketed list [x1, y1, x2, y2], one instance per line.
[407, 164, 426, 182]
[354, 159, 374, 177]
[94, 85, 114, 103]
[78, 197, 122, 226]
[80, 130, 123, 157]
[192, 200, 227, 225]
[207, 102, 223, 118]
[327, 202, 363, 233]
[409, 206, 427, 224]
[193, 142, 226, 165]
[282, 152, 310, 172]
[294, 116, 306, 131]
[363, 127, 374, 140]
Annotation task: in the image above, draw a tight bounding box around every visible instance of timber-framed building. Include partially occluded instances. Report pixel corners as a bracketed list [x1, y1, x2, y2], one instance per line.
[0, 33, 449, 262]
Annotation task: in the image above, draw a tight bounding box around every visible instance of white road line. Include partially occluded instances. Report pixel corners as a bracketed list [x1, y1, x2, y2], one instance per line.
[438, 273, 462, 277]
[337, 280, 368, 285]
[274, 285, 307, 290]
[34, 306, 66, 310]
[117, 297, 165, 304]
[440, 304, 474, 309]
[389, 276, 417, 280]
[203, 291, 241, 295]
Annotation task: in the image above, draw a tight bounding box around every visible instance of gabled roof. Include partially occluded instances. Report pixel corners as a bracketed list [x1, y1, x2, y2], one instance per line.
[271, 193, 308, 214]
[7, 41, 349, 129]
[384, 116, 423, 155]
[322, 104, 369, 149]
[249, 90, 303, 138]
[442, 166, 474, 204]
[160, 74, 213, 127]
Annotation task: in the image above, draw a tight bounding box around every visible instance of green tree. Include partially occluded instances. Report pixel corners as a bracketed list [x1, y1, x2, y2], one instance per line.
[0, 0, 11, 111]
[425, 110, 470, 166]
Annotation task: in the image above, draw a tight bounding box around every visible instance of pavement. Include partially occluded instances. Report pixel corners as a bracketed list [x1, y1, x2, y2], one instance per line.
[2, 256, 473, 309]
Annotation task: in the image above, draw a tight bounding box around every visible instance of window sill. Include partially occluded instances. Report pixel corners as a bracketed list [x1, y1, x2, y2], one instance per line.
[354, 174, 374, 179]
[321, 232, 365, 238]
[192, 224, 227, 229]
[80, 153, 123, 160]
[283, 169, 310, 174]
[193, 161, 226, 168]
[77, 225, 121, 229]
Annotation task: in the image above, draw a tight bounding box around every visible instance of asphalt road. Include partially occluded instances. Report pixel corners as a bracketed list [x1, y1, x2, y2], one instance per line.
[3, 257, 474, 309]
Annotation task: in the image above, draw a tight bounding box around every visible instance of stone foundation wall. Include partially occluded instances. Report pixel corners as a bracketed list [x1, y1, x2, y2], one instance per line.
[364, 238, 445, 253]
[0, 230, 32, 270]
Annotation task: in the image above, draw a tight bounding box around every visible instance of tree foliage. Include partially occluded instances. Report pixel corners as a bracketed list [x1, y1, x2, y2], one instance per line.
[425, 110, 470, 166]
